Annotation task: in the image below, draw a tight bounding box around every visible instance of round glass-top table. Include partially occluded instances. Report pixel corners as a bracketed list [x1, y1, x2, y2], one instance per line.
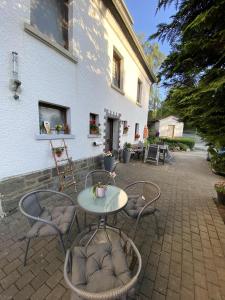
[77, 185, 128, 216]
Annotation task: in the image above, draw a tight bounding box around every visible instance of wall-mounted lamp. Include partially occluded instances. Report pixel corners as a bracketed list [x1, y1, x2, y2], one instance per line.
[11, 52, 21, 100]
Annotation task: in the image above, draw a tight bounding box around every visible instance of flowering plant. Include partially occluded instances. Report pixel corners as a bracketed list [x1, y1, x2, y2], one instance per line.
[135, 133, 140, 139]
[90, 119, 100, 134]
[215, 182, 225, 193]
[104, 151, 113, 157]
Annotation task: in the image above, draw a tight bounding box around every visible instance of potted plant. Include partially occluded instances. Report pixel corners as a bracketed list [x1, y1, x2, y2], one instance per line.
[53, 147, 64, 157]
[103, 151, 115, 172]
[90, 120, 99, 135]
[123, 142, 132, 163]
[214, 182, 225, 204]
[64, 123, 70, 134]
[135, 133, 140, 140]
[55, 124, 63, 134]
[93, 182, 107, 198]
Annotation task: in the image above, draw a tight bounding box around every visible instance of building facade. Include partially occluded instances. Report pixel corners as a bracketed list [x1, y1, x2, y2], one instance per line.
[151, 116, 184, 138]
[0, 0, 155, 214]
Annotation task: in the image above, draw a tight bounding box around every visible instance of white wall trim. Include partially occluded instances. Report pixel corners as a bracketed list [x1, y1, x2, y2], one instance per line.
[24, 23, 78, 64]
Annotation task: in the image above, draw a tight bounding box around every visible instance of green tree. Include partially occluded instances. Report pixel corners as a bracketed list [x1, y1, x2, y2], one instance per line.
[138, 35, 165, 119]
[151, 0, 225, 146]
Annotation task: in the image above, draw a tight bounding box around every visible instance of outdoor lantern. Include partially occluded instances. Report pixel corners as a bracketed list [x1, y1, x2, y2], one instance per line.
[143, 125, 149, 139]
[11, 51, 21, 100]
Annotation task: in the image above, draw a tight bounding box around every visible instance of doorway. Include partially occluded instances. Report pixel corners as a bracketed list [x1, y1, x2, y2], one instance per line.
[105, 118, 114, 151]
[167, 125, 175, 138]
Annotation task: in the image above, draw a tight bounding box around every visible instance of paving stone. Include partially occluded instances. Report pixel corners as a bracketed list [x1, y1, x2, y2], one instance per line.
[15, 270, 34, 290]
[46, 284, 66, 300]
[31, 284, 51, 300]
[14, 284, 35, 300]
[195, 285, 209, 300]
[140, 278, 154, 297]
[1, 270, 20, 289]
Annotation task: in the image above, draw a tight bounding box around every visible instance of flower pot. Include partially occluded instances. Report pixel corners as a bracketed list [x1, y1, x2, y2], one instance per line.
[104, 156, 115, 172]
[123, 149, 131, 163]
[90, 130, 98, 135]
[96, 186, 107, 198]
[55, 151, 62, 157]
[217, 191, 225, 205]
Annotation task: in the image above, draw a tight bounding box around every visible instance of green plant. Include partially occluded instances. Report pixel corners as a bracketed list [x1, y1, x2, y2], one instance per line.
[55, 124, 63, 133]
[147, 136, 160, 145]
[160, 137, 195, 150]
[177, 143, 188, 151]
[214, 182, 225, 194]
[123, 142, 132, 150]
[209, 148, 225, 173]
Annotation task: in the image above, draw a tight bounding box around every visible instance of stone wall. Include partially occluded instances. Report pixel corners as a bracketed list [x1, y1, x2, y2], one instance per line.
[0, 155, 102, 215]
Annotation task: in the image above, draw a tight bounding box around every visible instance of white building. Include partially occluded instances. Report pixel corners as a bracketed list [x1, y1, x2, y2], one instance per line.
[0, 0, 155, 214]
[151, 116, 184, 138]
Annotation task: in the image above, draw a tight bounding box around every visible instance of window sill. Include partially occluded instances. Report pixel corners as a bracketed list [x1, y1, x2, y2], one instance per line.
[136, 102, 142, 107]
[111, 84, 125, 95]
[24, 23, 78, 64]
[35, 134, 75, 140]
[88, 134, 102, 138]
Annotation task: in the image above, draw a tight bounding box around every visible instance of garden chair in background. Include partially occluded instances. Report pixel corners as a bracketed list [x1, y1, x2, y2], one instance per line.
[123, 181, 161, 240]
[19, 190, 80, 266]
[144, 144, 160, 165]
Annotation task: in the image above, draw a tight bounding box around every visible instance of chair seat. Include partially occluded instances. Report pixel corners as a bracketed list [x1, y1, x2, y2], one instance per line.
[71, 241, 131, 296]
[124, 195, 156, 218]
[26, 206, 75, 238]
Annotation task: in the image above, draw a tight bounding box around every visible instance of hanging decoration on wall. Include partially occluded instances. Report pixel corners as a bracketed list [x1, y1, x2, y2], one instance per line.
[11, 51, 21, 100]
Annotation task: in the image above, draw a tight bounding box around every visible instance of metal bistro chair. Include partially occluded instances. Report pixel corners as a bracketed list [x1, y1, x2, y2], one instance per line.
[123, 181, 161, 240]
[19, 190, 80, 266]
[64, 227, 142, 300]
[84, 170, 116, 227]
[144, 144, 160, 165]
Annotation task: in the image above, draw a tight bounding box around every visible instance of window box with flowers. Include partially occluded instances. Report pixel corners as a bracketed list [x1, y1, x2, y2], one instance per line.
[89, 113, 100, 136]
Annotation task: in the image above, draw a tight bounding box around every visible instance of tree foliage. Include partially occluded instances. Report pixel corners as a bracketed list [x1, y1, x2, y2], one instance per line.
[151, 0, 225, 146]
[138, 35, 166, 118]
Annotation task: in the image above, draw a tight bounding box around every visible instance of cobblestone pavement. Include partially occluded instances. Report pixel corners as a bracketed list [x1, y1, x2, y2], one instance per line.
[1, 151, 225, 299]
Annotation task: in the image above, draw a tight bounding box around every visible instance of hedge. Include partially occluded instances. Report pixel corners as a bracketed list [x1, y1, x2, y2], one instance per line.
[160, 137, 195, 150]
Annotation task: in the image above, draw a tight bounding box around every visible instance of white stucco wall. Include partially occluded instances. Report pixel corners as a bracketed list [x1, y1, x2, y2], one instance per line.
[0, 0, 152, 180]
[158, 116, 184, 137]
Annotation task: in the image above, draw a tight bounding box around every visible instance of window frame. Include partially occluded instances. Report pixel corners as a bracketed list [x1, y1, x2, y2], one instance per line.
[89, 113, 100, 135]
[134, 123, 140, 140]
[112, 48, 124, 93]
[136, 78, 142, 104]
[38, 101, 70, 135]
[30, 0, 69, 50]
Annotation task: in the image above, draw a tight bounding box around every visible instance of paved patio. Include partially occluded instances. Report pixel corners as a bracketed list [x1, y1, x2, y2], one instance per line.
[1, 151, 225, 299]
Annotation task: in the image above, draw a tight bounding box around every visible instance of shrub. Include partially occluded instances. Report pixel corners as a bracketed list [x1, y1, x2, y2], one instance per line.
[161, 137, 195, 150]
[209, 148, 225, 174]
[177, 143, 188, 151]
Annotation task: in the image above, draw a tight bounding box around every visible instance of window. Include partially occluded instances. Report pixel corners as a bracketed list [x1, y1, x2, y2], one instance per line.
[135, 123, 140, 139]
[39, 102, 69, 134]
[122, 121, 129, 135]
[90, 113, 100, 135]
[112, 50, 122, 89]
[31, 0, 69, 49]
[137, 79, 142, 104]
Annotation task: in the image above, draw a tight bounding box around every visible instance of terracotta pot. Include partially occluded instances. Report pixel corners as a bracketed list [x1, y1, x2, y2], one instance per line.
[96, 187, 107, 198]
[55, 151, 62, 157]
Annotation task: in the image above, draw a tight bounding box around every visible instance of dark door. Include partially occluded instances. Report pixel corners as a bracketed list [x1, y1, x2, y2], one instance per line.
[106, 118, 114, 151]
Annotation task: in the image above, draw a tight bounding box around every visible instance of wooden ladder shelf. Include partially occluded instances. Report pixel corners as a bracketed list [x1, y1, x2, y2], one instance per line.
[50, 139, 77, 192]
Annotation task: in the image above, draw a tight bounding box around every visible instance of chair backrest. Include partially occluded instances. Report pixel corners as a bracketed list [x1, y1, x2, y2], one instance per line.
[85, 170, 115, 188]
[147, 144, 159, 160]
[124, 181, 160, 207]
[19, 192, 43, 225]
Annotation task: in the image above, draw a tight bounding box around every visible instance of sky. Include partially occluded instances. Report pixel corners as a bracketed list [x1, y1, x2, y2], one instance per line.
[124, 0, 177, 99]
